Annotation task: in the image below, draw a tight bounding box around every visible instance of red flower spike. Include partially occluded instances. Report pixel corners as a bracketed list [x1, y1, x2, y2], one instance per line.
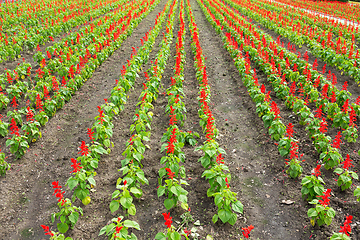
[286, 123, 294, 138]
[216, 154, 224, 164]
[242, 225, 254, 239]
[339, 215, 353, 236]
[78, 141, 89, 156]
[342, 154, 354, 171]
[165, 168, 175, 180]
[312, 165, 322, 177]
[87, 128, 95, 141]
[317, 189, 331, 207]
[40, 225, 54, 236]
[162, 212, 172, 228]
[10, 118, 20, 136]
[70, 158, 83, 173]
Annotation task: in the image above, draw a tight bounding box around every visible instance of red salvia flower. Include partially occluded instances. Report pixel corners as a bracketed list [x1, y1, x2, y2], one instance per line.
[162, 212, 172, 228]
[339, 215, 353, 236]
[216, 154, 224, 164]
[317, 189, 331, 207]
[270, 101, 280, 120]
[70, 158, 83, 173]
[286, 122, 294, 138]
[165, 168, 175, 179]
[36, 94, 43, 111]
[11, 96, 18, 109]
[225, 177, 230, 188]
[87, 128, 95, 141]
[40, 225, 54, 237]
[332, 132, 342, 149]
[78, 141, 89, 156]
[342, 154, 354, 171]
[342, 81, 348, 91]
[349, 107, 357, 127]
[319, 119, 328, 133]
[242, 225, 254, 239]
[342, 99, 349, 112]
[314, 105, 324, 119]
[26, 107, 34, 122]
[312, 165, 322, 177]
[52, 181, 65, 205]
[10, 118, 20, 136]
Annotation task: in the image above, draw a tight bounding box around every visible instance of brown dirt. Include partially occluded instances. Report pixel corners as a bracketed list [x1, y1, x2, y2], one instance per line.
[0, 0, 359, 239]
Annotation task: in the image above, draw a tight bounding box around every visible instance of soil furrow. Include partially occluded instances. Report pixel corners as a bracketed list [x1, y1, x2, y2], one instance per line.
[189, 0, 312, 238]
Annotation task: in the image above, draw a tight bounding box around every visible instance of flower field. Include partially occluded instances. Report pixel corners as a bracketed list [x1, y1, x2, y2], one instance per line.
[0, 0, 359, 239]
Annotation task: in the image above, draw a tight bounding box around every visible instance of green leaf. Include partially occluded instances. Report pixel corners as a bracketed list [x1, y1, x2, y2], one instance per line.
[130, 187, 142, 196]
[155, 232, 166, 240]
[57, 222, 69, 233]
[157, 185, 166, 197]
[170, 186, 180, 196]
[109, 200, 119, 213]
[228, 213, 237, 225]
[66, 178, 78, 190]
[128, 204, 136, 216]
[69, 212, 79, 225]
[99, 226, 107, 236]
[307, 208, 318, 217]
[327, 207, 336, 218]
[123, 220, 140, 230]
[212, 214, 218, 224]
[88, 176, 96, 186]
[218, 209, 232, 223]
[164, 198, 175, 210]
[120, 196, 133, 209]
[232, 200, 243, 213]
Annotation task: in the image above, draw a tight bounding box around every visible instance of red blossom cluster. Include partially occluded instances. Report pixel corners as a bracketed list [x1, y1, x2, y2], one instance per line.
[52, 181, 66, 205]
[40, 225, 54, 237]
[242, 225, 254, 239]
[70, 158, 82, 173]
[78, 141, 89, 156]
[312, 165, 322, 177]
[165, 168, 175, 180]
[332, 132, 342, 149]
[341, 154, 354, 171]
[270, 101, 280, 120]
[26, 107, 34, 122]
[166, 128, 177, 154]
[317, 189, 331, 207]
[339, 215, 353, 236]
[216, 154, 224, 164]
[36, 94, 43, 111]
[10, 118, 20, 136]
[97, 106, 105, 124]
[286, 122, 294, 138]
[162, 212, 172, 228]
[87, 128, 95, 141]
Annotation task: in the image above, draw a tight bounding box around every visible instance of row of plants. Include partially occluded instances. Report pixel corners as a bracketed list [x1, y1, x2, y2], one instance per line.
[210, 0, 359, 196]
[226, 0, 360, 85]
[0, 0, 131, 117]
[37, 0, 175, 238]
[185, 0, 244, 227]
[198, 0, 358, 236]
[102, 1, 179, 239]
[222, 0, 360, 143]
[0, 0, 126, 62]
[155, 2, 198, 239]
[0, 0, 155, 172]
[254, 0, 360, 42]
[272, 0, 360, 22]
